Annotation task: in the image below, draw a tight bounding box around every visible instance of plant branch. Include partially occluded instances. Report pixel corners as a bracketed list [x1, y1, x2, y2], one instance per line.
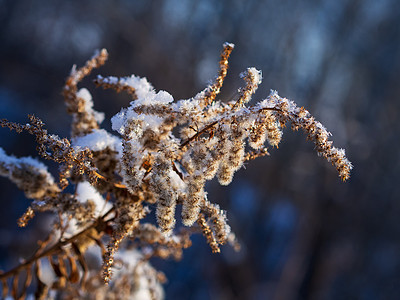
[0, 208, 115, 280]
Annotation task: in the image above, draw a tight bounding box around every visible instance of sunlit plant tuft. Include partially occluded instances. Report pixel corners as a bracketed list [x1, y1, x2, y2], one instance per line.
[0, 43, 351, 299]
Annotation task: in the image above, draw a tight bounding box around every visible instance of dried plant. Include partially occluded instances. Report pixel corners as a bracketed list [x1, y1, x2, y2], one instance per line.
[0, 43, 352, 299]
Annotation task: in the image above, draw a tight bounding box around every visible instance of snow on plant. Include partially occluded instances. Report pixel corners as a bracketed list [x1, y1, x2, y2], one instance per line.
[0, 43, 352, 299]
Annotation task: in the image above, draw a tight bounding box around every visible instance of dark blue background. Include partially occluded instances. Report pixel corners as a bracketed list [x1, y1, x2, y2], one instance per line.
[1, 1, 399, 299]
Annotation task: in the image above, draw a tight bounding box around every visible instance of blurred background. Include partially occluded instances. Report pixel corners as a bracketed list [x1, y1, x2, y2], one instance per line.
[1, 0, 399, 299]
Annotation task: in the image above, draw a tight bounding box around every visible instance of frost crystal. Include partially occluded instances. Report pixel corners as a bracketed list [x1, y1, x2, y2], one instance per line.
[0, 43, 351, 298]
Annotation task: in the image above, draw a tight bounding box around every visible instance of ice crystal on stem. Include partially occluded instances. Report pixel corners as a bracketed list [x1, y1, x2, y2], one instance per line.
[0, 43, 351, 299]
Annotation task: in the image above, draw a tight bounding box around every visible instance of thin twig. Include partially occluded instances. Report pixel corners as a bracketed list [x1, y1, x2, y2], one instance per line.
[0, 208, 115, 280]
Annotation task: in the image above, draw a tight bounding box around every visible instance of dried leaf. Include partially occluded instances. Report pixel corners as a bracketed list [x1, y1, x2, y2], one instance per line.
[34, 261, 49, 300]
[1, 277, 8, 299]
[57, 255, 69, 278]
[72, 243, 88, 286]
[11, 275, 18, 300]
[49, 256, 62, 278]
[66, 255, 80, 284]
[19, 266, 33, 300]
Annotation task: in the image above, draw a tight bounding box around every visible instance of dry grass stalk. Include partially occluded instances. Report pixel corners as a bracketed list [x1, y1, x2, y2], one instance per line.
[0, 43, 351, 299]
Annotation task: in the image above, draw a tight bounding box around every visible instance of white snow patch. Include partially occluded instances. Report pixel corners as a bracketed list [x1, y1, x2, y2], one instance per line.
[0, 147, 55, 183]
[169, 168, 186, 192]
[123, 75, 154, 100]
[76, 181, 112, 217]
[76, 88, 105, 124]
[73, 129, 122, 154]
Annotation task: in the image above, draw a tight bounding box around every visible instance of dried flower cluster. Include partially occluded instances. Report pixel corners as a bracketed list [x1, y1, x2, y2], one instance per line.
[0, 43, 351, 299]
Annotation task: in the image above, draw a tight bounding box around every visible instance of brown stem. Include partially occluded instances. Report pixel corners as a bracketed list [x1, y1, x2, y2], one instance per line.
[180, 121, 218, 149]
[180, 107, 278, 149]
[0, 208, 115, 280]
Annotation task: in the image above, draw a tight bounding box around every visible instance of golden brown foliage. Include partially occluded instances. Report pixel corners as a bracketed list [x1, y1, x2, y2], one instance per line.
[0, 43, 351, 299]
